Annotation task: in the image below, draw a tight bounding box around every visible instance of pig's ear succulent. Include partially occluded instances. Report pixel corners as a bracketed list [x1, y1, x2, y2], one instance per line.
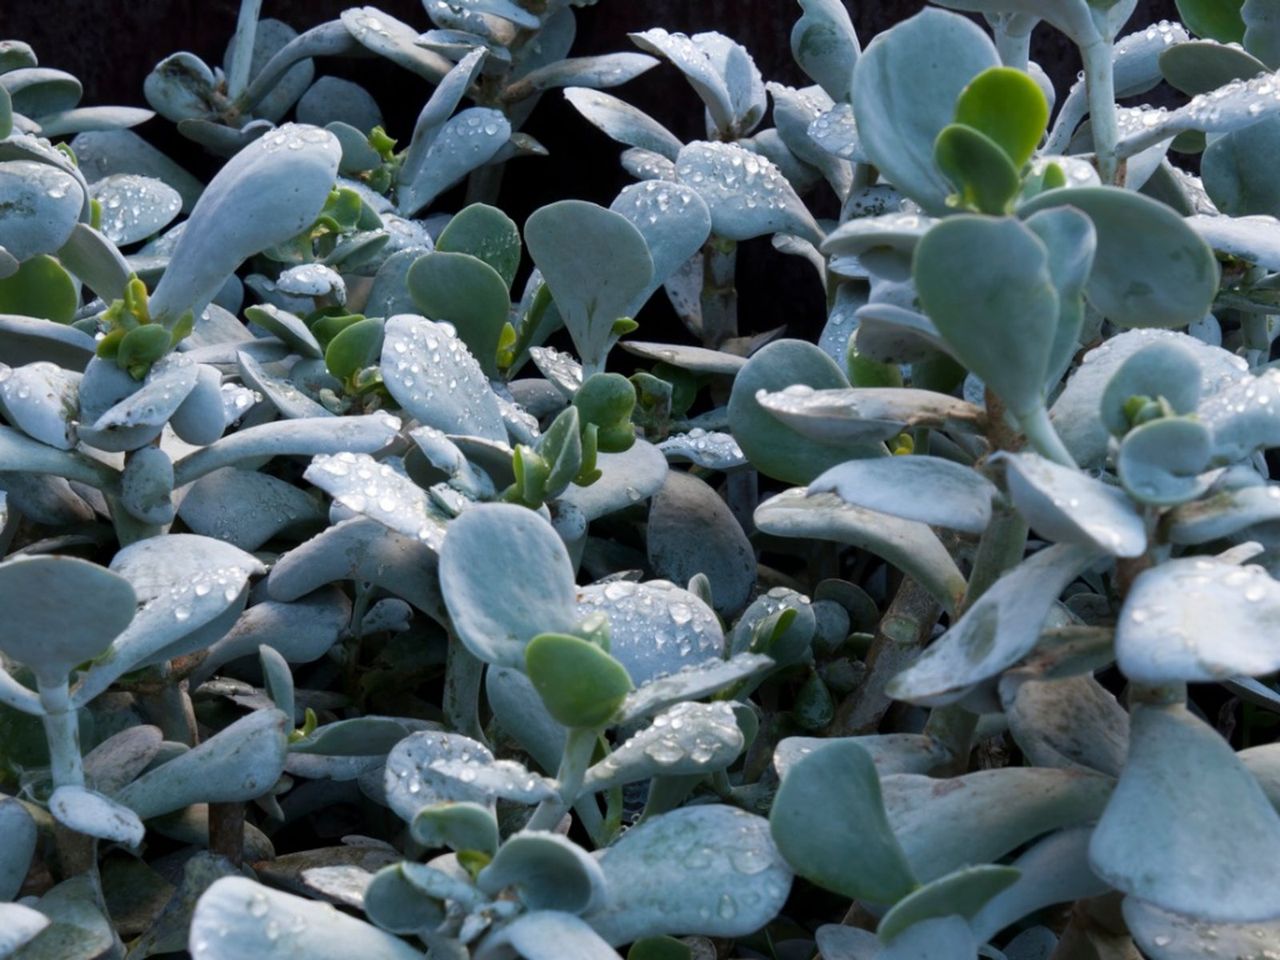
[8, 0, 1280, 956]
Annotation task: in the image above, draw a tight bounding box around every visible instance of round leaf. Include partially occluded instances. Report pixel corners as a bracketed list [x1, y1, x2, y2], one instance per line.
[955, 66, 1050, 167]
[525, 633, 633, 729]
[851, 9, 999, 214]
[770, 739, 917, 903]
[0, 555, 135, 680]
[407, 252, 510, 379]
[439, 503, 579, 669]
[913, 214, 1058, 420]
[1090, 702, 1280, 922]
[586, 805, 792, 946]
[1018, 186, 1219, 331]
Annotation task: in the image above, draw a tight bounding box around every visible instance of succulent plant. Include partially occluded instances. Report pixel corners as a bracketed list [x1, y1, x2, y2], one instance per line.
[3, 0, 1280, 958]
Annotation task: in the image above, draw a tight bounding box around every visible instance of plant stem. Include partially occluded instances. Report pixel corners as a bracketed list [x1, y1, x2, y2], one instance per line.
[963, 500, 1029, 607]
[525, 727, 596, 831]
[443, 640, 487, 745]
[993, 14, 1034, 71]
[1019, 404, 1079, 469]
[39, 679, 84, 788]
[700, 237, 739, 349]
[227, 0, 264, 102]
[828, 577, 941, 735]
[1081, 37, 1120, 185]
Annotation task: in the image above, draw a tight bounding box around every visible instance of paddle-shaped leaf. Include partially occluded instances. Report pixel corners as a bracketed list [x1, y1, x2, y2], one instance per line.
[996, 452, 1146, 556]
[610, 181, 712, 310]
[888, 544, 1101, 705]
[770, 739, 917, 903]
[585, 701, 744, 791]
[435, 202, 521, 289]
[89, 174, 182, 246]
[878, 864, 1019, 942]
[884, 767, 1114, 882]
[1021, 186, 1218, 331]
[914, 215, 1057, 422]
[851, 9, 999, 214]
[791, 0, 860, 102]
[381, 314, 505, 441]
[525, 632, 633, 729]
[1090, 702, 1280, 922]
[439, 503, 579, 669]
[0, 555, 135, 682]
[525, 200, 653, 374]
[1118, 558, 1280, 683]
[587, 805, 792, 945]
[304, 452, 450, 550]
[628, 30, 763, 136]
[729, 339, 879, 485]
[955, 67, 1049, 167]
[970, 827, 1109, 942]
[147, 124, 339, 323]
[49, 785, 145, 846]
[478, 832, 607, 913]
[396, 108, 510, 218]
[116, 708, 288, 819]
[576, 579, 725, 685]
[406, 252, 510, 379]
[191, 876, 422, 960]
[675, 141, 822, 245]
[0, 160, 84, 261]
[756, 488, 967, 616]
[811, 455, 997, 534]
[383, 730, 555, 823]
[72, 536, 264, 704]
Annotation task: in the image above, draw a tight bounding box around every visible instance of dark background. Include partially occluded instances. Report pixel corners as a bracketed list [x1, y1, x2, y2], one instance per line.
[3, 0, 1181, 339]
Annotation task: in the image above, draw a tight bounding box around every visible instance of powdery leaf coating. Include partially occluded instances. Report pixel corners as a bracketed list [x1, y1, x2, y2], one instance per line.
[305, 452, 450, 549]
[383, 730, 555, 823]
[440, 503, 579, 669]
[381, 314, 506, 441]
[676, 140, 822, 245]
[191, 876, 422, 960]
[576, 579, 725, 685]
[887, 543, 1101, 705]
[587, 805, 792, 945]
[1118, 558, 1280, 683]
[584, 701, 744, 791]
[1090, 702, 1280, 922]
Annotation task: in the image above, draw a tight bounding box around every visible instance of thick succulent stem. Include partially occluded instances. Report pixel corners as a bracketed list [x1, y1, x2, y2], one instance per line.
[993, 14, 1034, 71]
[829, 577, 941, 736]
[443, 640, 487, 745]
[39, 679, 84, 788]
[1081, 37, 1120, 185]
[525, 727, 596, 831]
[700, 237, 739, 349]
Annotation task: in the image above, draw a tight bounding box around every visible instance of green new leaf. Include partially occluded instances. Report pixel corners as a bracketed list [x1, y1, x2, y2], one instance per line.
[955, 66, 1050, 167]
[407, 252, 510, 379]
[934, 123, 1021, 215]
[0, 254, 77, 324]
[436, 203, 522, 290]
[524, 632, 633, 729]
